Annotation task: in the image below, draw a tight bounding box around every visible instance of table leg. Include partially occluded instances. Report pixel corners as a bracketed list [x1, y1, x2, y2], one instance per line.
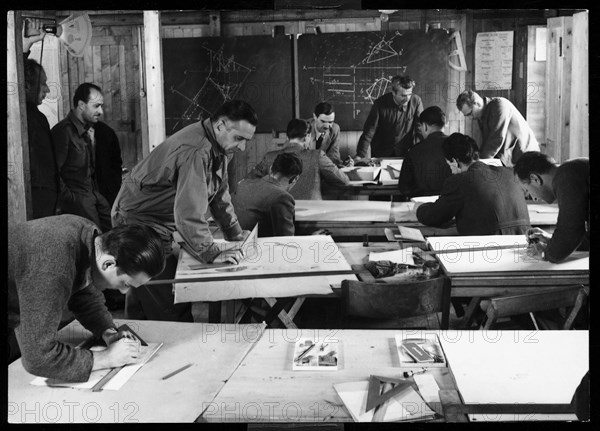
[460, 297, 482, 329]
[441, 277, 451, 329]
[264, 298, 298, 329]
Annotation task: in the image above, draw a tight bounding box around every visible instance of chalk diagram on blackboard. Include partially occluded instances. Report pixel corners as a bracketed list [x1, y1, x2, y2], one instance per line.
[167, 45, 253, 133]
[304, 32, 407, 119]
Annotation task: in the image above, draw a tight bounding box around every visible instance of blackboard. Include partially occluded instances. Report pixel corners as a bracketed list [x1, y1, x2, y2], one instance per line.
[163, 36, 292, 134]
[298, 30, 449, 130]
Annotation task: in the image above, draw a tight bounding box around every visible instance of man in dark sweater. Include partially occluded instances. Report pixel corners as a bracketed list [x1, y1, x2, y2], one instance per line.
[355, 74, 424, 159]
[8, 215, 165, 382]
[513, 152, 589, 263]
[416, 133, 530, 235]
[233, 153, 303, 237]
[398, 106, 451, 197]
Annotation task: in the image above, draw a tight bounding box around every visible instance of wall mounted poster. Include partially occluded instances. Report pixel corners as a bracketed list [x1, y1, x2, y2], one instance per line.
[475, 31, 514, 90]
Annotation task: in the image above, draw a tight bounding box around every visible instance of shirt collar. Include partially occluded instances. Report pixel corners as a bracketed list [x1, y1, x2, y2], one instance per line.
[67, 109, 90, 137]
[202, 118, 227, 158]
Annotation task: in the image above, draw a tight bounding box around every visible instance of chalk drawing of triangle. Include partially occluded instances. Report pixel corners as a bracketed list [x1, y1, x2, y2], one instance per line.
[364, 40, 399, 64]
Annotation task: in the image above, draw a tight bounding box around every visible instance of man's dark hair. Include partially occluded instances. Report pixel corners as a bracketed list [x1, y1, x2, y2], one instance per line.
[392, 75, 415, 89]
[272, 152, 303, 178]
[442, 133, 480, 164]
[73, 82, 103, 108]
[100, 224, 165, 278]
[419, 106, 446, 128]
[212, 100, 258, 126]
[456, 90, 478, 110]
[314, 102, 334, 117]
[513, 151, 556, 182]
[286, 118, 310, 140]
[24, 59, 44, 104]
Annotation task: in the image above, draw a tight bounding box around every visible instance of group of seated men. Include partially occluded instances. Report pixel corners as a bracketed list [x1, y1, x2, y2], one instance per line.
[9, 72, 589, 382]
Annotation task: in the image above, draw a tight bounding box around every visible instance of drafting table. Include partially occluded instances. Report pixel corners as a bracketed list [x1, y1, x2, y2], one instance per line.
[200, 329, 462, 423]
[175, 241, 401, 329]
[294, 201, 557, 240]
[439, 330, 588, 421]
[8, 320, 265, 423]
[427, 235, 589, 327]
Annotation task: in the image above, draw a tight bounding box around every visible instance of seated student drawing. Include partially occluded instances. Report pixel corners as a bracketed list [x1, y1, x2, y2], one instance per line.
[398, 106, 451, 197]
[248, 118, 349, 200]
[513, 151, 589, 263]
[233, 152, 303, 237]
[415, 133, 530, 235]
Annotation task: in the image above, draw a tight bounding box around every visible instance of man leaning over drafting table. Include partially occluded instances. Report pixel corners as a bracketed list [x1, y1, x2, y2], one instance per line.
[514, 151, 589, 263]
[415, 133, 530, 235]
[8, 215, 165, 381]
[111, 100, 256, 321]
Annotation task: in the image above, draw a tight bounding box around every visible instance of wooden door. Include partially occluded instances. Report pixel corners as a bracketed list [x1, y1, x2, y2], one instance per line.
[59, 25, 143, 171]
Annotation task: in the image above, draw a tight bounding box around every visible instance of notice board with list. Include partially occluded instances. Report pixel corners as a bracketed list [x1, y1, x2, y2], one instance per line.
[475, 31, 514, 90]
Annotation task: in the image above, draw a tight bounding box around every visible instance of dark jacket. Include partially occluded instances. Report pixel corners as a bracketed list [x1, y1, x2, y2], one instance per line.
[478, 97, 540, 167]
[93, 121, 122, 206]
[545, 158, 590, 262]
[26, 103, 59, 218]
[416, 161, 530, 235]
[399, 131, 451, 197]
[356, 92, 424, 158]
[232, 176, 295, 237]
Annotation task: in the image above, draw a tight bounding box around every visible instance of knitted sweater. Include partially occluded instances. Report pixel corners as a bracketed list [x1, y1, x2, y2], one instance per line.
[8, 215, 115, 382]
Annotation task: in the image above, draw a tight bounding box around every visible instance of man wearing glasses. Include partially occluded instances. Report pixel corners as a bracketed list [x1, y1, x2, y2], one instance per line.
[456, 90, 539, 167]
[355, 75, 424, 159]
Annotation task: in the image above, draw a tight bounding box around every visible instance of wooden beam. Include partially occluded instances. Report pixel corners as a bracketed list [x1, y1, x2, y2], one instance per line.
[7, 11, 32, 223]
[142, 11, 165, 153]
[208, 11, 221, 37]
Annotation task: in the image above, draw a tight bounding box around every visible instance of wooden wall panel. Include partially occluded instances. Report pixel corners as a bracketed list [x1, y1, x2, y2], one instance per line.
[526, 25, 546, 148]
[569, 11, 588, 159]
[545, 17, 573, 163]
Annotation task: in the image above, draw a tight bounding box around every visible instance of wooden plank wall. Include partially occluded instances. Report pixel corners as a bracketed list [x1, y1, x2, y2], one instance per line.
[526, 26, 546, 148]
[59, 25, 141, 170]
[545, 16, 573, 163]
[7, 11, 31, 223]
[569, 11, 588, 159]
[163, 10, 466, 180]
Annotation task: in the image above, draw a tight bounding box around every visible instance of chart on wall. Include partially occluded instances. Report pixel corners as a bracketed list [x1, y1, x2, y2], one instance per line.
[298, 30, 449, 130]
[163, 36, 292, 134]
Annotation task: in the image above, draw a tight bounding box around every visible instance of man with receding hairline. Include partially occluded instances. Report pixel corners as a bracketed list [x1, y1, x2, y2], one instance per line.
[112, 100, 258, 321]
[355, 74, 424, 159]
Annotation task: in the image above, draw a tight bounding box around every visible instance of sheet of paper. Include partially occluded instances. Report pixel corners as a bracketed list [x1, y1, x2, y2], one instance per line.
[527, 204, 559, 213]
[440, 331, 588, 405]
[334, 380, 435, 422]
[470, 413, 578, 422]
[413, 374, 440, 404]
[369, 248, 414, 266]
[426, 235, 589, 275]
[175, 235, 354, 302]
[212, 223, 258, 253]
[294, 200, 391, 222]
[31, 343, 163, 390]
[411, 195, 439, 203]
[397, 226, 425, 242]
[479, 158, 503, 166]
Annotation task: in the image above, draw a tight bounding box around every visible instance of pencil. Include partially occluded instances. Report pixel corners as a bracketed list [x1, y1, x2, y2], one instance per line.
[162, 363, 193, 380]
